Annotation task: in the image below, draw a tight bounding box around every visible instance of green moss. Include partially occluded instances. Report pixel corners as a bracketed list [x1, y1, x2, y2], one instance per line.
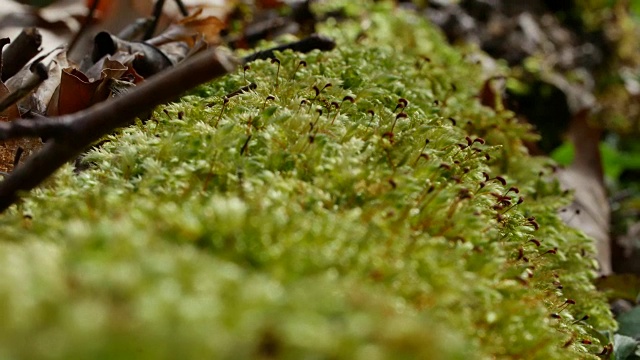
[0, 2, 615, 359]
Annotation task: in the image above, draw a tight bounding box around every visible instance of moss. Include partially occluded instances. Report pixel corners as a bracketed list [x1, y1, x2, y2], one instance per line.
[0, 2, 615, 359]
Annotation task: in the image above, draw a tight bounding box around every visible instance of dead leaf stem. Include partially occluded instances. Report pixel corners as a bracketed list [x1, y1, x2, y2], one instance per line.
[144, 0, 167, 41]
[68, 0, 101, 54]
[174, 0, 189, 17]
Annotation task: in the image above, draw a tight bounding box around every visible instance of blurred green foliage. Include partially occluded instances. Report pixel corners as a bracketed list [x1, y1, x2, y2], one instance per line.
[551, 140, 640, 182]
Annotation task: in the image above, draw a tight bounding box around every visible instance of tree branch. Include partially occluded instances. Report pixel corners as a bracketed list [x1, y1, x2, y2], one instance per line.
[0, 116, 67, 141]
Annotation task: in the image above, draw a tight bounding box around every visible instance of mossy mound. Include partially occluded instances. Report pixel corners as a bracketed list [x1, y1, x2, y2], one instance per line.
[0, 2, 615, 359]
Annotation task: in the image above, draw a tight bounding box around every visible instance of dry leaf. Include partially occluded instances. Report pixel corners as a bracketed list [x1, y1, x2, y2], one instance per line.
[556, 110, 612, 275]
[48, 53, 140, 116]
[5, 49, 68, 114]
[91, 32, 173, 77]
[84, 55, 129, 82]
[479, 76, 506, 110]
[146, 10, 225, 47]
[48, 68, 102, 116]
[0, 82, 20, 120]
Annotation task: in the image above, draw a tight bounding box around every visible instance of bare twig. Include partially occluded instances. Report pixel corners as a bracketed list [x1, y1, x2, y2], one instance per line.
[0, 62, 48, 114]
[1, 28, 42, 82]
[144, 0, 167, 41]
[226, 17, 288, 49]
[242, 34, 336, 63]
[68, 0, 101, 54]
[174, 0, 189, 16]
[92, 32, 173, 77]
[0, 49, 238, 212]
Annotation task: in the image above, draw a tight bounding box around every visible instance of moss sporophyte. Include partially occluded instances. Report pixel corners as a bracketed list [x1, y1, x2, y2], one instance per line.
[0, 2, 615, 359]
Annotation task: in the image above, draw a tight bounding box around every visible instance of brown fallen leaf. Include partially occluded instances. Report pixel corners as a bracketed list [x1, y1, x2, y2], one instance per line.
[47, 49, 147, 117]
[82, 51, 144, 84]
[49, 68, 104, 116]
[156, 41, 192, 65]
[48, 55, 134, 117]
[84, 54, 130, 82]
[479, 75, 506, 111]
[556, 109, 612, 275]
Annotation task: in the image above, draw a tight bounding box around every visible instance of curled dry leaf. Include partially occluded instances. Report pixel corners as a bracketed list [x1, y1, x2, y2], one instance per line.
[48, 56, 133, 116]
[5, 49, 68, 114]
[92, 32, 173, 78]
[85, 55, 131, 82]
[82, 51, 143, 84]
[156, 41, 192, 65]
[49, 68, 104, 116]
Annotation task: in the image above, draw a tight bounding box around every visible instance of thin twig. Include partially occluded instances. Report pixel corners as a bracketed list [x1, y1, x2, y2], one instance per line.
[143, 0, 167, 41]
[174, 0, 189, 16]
[0, 49, 238, 212]
[242, 34, 336, 63]
[68, 0, 101, 54]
